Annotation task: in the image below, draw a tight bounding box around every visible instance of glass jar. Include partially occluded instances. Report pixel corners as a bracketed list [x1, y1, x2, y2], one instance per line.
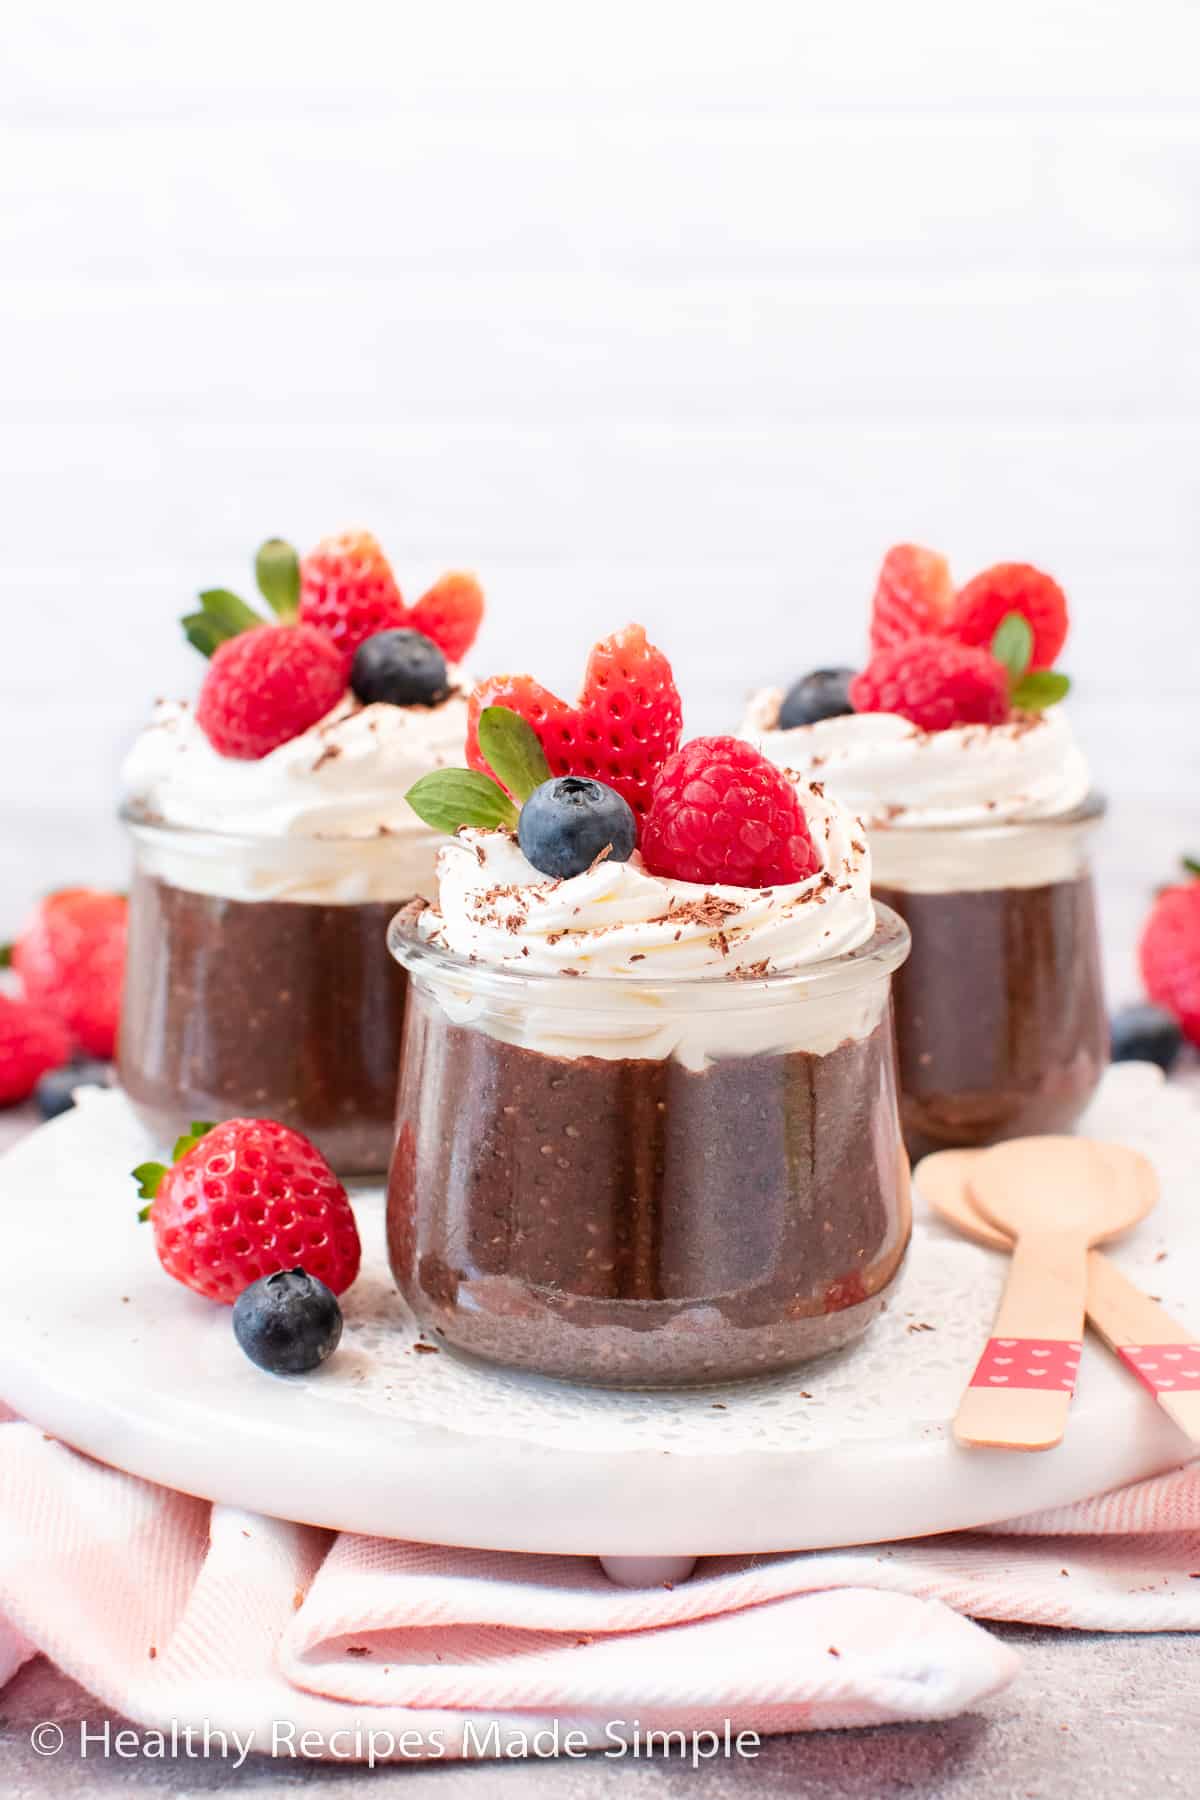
[870, 797, 1108, 1161]
[385, 905, 912, 1388]
[119, 809, 423, 1177]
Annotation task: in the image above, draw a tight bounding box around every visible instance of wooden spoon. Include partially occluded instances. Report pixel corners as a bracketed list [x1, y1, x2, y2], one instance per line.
[919, 1147, 1200, 1447]
[952, 1137, 1157, 1451]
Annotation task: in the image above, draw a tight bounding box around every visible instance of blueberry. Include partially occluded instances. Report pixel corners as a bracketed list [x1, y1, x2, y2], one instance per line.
[232, 1267, 343, 1375]
[777, 667, 857, 730]
[35, 1060, 112, 1121]
[351, 629, 450, 709]
[518, 776, 637, 880]
[1110, 1003, 1184, 1074]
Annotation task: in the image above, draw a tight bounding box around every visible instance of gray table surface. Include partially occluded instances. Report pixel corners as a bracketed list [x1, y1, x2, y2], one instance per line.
[1, 1104, 1198, 1794]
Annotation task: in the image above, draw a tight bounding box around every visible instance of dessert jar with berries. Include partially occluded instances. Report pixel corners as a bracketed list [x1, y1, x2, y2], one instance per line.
[119, 533, 484, 1177]
[387, 640, 913, 1387]
[744, 547, 1108, 1160]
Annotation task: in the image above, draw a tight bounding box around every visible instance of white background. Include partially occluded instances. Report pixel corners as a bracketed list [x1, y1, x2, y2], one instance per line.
[3, 0, 1199, 997]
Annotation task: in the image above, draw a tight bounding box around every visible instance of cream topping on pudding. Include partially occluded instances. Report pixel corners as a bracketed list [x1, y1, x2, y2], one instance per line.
[122, 685, 471, 902]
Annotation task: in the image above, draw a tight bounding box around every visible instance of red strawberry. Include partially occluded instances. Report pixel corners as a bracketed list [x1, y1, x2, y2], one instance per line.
[299, 530, 407, 670]
[1140, 879, 1200, 1047]
[850, 635, 1010, 733]
[949, 563, 1068, 670]
[11, 888, 128, 1060]
[196, 622, 344, 760]
[0, 993, 71, 1106]
[467, 624, 682, 823]
[641, 736, 821, 889]
[868, 545, 955, 653]
[136, 1118, 361, 1304]
[407, 572, 484, 665]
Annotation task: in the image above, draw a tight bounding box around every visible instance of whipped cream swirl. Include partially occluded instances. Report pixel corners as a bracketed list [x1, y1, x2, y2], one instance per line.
[122, 686, 470, 903]
[412, 783, 891, 1066]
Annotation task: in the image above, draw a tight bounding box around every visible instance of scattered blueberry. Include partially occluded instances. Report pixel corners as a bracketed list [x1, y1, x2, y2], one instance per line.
[232, 1267, 344, 1375]
[518, 776, 637, 880]
[777, 667, 857, 730]
[1110, 1003, 1184, 1074]
[35, 1060, 112, 1121]
[351, 629, 450, 709]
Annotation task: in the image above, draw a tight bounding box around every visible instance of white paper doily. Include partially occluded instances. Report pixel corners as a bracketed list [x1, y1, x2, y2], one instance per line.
[0, 1065, 1195, 1556]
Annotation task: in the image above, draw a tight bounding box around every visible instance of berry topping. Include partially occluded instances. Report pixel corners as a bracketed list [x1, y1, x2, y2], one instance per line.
[467, 624, 682, 823]
[641, 736, 821, 889]
[10, 887, 128, 1060]
[195, 622, 345, 760]
[949, 563, 1068, 670]
[35, 1059, 112, 1121]
[351, 628, 451, 709]
[777, 667, 857, 730]
[1139, 871, 1200, 1048]
[1110, 1002, 1185, 1074]
[518, 776, 638, 880]
[299, 530, 407, 669]
[0, 994, 71, 1107]
[134, 1118, 361, 1304]
[407, 572, 485, 666]
[849, 635, 1010, 733]
[232, 1267, 344, 1374]
[868, 545, 955, 653]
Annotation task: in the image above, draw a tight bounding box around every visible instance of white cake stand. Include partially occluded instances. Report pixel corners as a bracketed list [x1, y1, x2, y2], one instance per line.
[0, 1067, 1196, 1587]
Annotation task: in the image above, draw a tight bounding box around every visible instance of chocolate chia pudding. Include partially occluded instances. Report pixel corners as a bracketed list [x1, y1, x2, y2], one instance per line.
[876, 873, 1109, 1161]
[387, 1000, 909, 1386]
[383, 768, 912, 1388]
[121, 868, 409, 1175]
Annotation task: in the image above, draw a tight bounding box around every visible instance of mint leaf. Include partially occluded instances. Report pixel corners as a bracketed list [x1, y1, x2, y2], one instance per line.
[1011, 670, 1070, 711]
[476, 705, 552, 802]
[132, 1161, 168, 1203]
[1183, 856, 1200, 878]
[182, 589, 262, 659]
[406, 769, 519, 835]
[255, 539, 301, 618]
[991, 612, 1034, 685]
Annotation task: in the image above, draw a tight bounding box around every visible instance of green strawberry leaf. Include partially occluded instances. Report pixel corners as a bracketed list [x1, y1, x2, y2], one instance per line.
[1183, 856, 1200, 878]
[406, 769, 519, 835]
[171, 1121, 216, 1163]
[991, 611, 1034, 685]
[1011, 670, 1071, 711]
[0, 943, 11, 969]
[255, 539, 301, 618]
[132, 1161, 168, 1204]
[182, 589, 262, 659]
[476, 705, 552, 803]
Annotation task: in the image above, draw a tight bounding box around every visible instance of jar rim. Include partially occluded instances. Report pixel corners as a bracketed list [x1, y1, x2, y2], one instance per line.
[388, 900, 911, 1009]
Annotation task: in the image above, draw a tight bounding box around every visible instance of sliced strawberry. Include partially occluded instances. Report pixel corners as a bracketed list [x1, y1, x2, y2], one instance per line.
[948, 563, 1069, 671]
[407, 572, 484, 665]
[869, 545, 955, 652]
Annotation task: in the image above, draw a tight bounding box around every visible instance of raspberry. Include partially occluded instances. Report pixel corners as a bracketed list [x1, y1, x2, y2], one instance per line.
[407, 572, 484, 665]
[850, 635, 1010, 733]
[0, 993, 71, 1106]
[196, 623, 344, 760]
[11, 888, 128, 1060]
[139, 1118, 362, 1304]
[869, 545, 955, 653]
[641, 736, 821, 889]
[949, 563, 1068, 670]
[467, 624, 682, 823]
[1140, 880, 1200, 1047]
[299, 530, 407, 669]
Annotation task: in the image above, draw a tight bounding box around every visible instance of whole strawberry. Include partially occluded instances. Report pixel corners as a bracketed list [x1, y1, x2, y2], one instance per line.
[0, 993, 71, 1107]
[299, 529, 408, 670]
[11, 888, 128, 1060]
[1140, 869, 1200, 1047]
[196, 622, 344, 760]
[850, 635, 1010, 733]
[467, 623, 683, 824]
[135, 1119, 361, 1304]
[641, 736, 821, 888]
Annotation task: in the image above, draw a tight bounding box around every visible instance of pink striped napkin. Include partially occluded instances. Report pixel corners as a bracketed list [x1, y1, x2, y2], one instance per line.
[0, 1415, 1196, 1761]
